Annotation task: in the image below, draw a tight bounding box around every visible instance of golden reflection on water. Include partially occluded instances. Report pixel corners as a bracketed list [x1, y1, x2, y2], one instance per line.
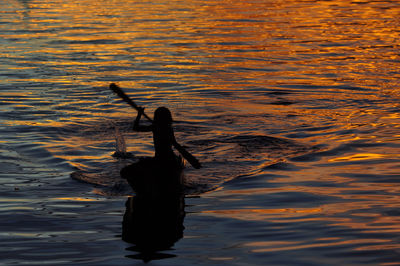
[54, 197, 99, 202]
[243, 238, 396, 253]
[2, 0, 399, 120]
[2, 0, 397, 192]
[1, 0, 400, 262]
[329, 153, 390, 162]
[203, 207, 322, 219]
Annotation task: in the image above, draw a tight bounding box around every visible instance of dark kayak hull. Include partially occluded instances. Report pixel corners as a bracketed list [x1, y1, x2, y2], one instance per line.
[121, 156, 184, 196]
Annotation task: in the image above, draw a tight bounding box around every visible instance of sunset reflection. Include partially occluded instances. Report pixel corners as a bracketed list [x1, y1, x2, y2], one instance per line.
[243, 238, 395, 253]
[1, 0, 400, 264]
[55, 197, 99, 202]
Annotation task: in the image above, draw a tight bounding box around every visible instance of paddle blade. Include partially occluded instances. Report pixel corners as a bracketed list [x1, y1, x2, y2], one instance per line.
[109, 83, 153, 121]
[109, 83, 138, 110]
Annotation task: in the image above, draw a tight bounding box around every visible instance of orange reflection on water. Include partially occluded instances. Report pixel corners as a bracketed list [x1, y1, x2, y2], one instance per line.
[3, 0, 398, 118]
[329, 153, 390, 162]
[54, 197, 99, 202]
[1, 1, 399, 263]
[204, 180, 400, 236]
[202, 207, 323, 222]
[243, 238, 394, 253]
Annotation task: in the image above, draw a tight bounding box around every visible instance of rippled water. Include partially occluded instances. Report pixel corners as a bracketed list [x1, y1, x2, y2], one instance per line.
[1, 0, 400, 265]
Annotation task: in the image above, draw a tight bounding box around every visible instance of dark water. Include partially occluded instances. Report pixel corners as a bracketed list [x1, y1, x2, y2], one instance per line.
[1, 0, 400, 265]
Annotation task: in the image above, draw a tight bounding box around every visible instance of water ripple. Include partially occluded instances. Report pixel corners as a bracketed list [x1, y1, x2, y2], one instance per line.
[1, 0, 400, 264]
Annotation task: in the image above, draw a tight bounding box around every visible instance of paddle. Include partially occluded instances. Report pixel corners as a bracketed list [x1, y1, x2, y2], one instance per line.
[110, 83, 202, 169]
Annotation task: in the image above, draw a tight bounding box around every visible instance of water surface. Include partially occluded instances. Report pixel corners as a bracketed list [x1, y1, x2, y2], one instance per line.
[1, 0, 400, 265]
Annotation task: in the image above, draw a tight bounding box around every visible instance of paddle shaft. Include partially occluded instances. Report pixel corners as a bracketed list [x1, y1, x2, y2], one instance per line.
[109, 83, 202, 169]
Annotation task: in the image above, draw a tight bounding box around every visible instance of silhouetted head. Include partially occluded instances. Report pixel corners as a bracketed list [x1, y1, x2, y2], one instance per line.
[153, 107, 172, 126]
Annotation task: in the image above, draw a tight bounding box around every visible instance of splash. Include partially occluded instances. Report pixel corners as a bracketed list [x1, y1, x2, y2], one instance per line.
[112, 126, 134, 159]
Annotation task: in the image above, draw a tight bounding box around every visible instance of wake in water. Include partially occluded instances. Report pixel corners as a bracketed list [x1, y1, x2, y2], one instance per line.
[183, 134, 315, 194]
[70, 125, 136, 196]
[70, 121, 317, 196]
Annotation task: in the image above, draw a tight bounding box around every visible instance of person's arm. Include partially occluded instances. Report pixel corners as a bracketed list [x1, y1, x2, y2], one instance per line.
[133, 107, 153, 132]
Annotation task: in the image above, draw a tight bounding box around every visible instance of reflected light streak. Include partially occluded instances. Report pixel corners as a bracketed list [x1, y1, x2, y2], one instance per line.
[330, 153, 390, 162]
[54, 197, 99, 202]
[202, 207, 322, 220]
[1, 0, 400, 264]
[244, 238, 393, 253]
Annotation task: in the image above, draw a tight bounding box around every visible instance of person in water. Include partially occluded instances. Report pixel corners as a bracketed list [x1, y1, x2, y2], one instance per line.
[133, 106, 178, 165]
[121, 107, 184, 195]
[133, 106, 201, 169]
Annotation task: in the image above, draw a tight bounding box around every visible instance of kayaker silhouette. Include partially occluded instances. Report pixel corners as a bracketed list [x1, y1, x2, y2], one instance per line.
[120, 107, 184, 194]
[110, 83, 201, 195]
[133, 106, 178, 165]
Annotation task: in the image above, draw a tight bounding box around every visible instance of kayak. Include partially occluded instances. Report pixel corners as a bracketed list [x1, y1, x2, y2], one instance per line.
[120, 155, 184, 196]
